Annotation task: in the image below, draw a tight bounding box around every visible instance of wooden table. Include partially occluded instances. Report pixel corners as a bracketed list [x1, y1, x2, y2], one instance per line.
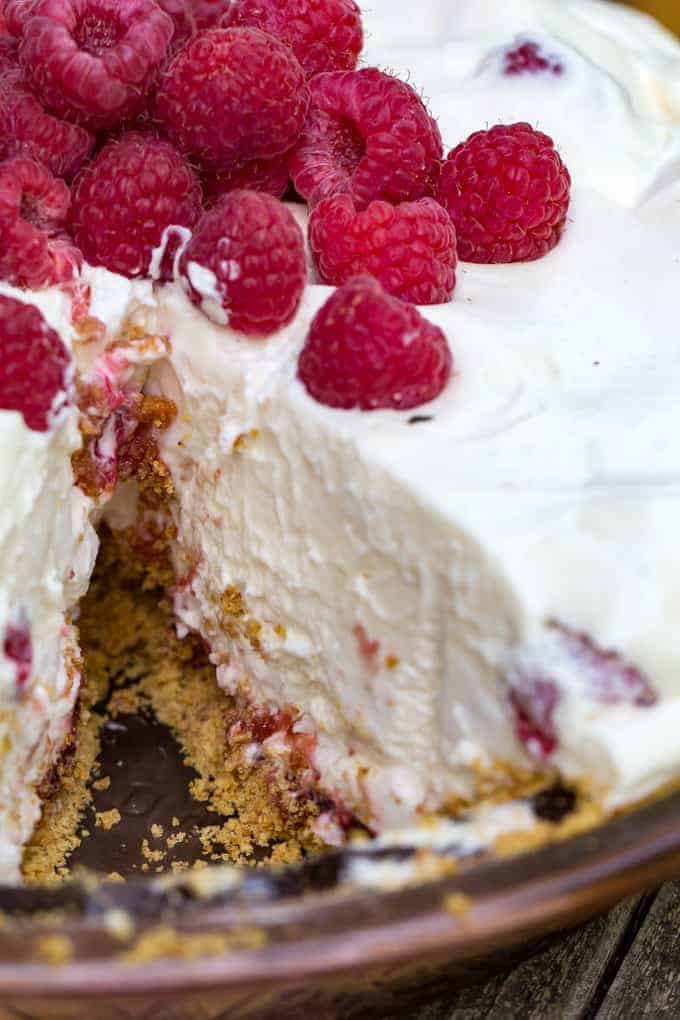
[403, 882, 680, 1019]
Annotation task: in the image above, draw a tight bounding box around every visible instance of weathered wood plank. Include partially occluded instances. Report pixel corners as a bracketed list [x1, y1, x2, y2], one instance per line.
[482, 897, 647, 1020]
[402, 897, 645, 1020]
[597, 882, 680, 1019]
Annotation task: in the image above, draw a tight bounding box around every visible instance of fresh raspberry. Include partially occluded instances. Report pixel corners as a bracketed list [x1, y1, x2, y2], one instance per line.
[0, 32, 17, 72]
[436, 122, 571, 264]
[2, 0, 37, 37]
[298, 275, 452, 411]
[222, 0, 363, 79]
[0, 292, 71, 430]
[3, 612, 32, 689]
[156, 0, 232, 49]
[156, 27, 309, 170]
[70, 132, 202, 280]
[503, 40, 563, 77]
[0, 156, 76, 288]
[289, 68, 442, 210]
[178, 190, 306, 336]
[202, 153, 290, 207]
[17, 0, 174, 130]
[308, 193, 457, 305]
[0, 72, 94, 178]
[509, 623, 657, 761]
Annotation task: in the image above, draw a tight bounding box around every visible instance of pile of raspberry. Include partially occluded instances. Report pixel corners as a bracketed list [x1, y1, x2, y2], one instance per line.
[0, 0, 571, 418]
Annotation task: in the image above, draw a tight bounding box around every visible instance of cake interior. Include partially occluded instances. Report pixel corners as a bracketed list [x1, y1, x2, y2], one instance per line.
[22, 516, 612, 885]
[23, 525, 329, 885]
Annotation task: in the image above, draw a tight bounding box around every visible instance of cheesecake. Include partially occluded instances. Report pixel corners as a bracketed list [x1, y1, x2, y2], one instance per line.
[1, 0, 680, 881]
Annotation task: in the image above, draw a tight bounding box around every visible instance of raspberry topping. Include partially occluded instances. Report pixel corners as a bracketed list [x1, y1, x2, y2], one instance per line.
[2, 0, 38, 37]
[3, 612, 32, 689]
[289, 68, 442, 210]
[179, 190, 307, 336]
[17, 0, 174, 130]
[308, 193, 457, 305]
[156, 26, 309, 170]
[436, 122, 571, 264]
[504, 40, 563, 77]
[156, 0, 231, 49]
[0, 32, 18, 73]
[223, 0, 363, 79]
[298, 275, 453, 411]
[202, 153, 290, 207]
[70, 132, 202, 280]
[0, 71, 94, 179]
[0, 292, 71, 430]
[509, 623, 658, 761]
[0, 155, 75, 289]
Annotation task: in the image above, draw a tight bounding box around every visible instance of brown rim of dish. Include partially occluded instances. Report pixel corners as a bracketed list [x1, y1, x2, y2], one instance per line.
[0, 788, 678, 998]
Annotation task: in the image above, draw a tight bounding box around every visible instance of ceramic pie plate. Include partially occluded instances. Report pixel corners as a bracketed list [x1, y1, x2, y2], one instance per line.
[0, 767, 679, 1019]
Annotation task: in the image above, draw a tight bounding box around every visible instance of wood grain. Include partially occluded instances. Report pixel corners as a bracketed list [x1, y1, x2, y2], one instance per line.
[598, 883, 680, 1019]
[405, 886, 680, 1019]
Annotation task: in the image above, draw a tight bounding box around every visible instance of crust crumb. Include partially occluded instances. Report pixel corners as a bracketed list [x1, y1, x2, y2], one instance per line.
[95, 809, 121, 831]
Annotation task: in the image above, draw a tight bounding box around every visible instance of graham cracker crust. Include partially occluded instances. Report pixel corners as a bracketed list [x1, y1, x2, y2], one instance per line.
[22, 528, 323, 885]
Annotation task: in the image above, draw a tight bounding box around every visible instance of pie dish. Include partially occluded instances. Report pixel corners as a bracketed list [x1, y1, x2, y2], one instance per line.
[1, 0, 680, 889]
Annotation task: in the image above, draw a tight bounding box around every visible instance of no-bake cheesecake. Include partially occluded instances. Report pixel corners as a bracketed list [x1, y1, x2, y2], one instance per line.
[1, 0, 680, 881]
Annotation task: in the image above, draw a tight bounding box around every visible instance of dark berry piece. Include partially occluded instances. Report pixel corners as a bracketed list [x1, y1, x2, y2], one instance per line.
[3, 612, 31, 689]
[504, 40, 563, 76]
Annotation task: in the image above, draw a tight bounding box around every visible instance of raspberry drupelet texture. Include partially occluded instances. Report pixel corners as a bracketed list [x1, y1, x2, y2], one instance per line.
[70, 132, 202, 280]
[0, 70, 94, 178]
[309, 193, 457, 305]
[2, 0, 38, 36]
[289, 68, 442, 210]
[298, 275, 453, 411]
[0, 32, 18, 73]
[503, 40, 564, 76]
[156, 26, 309, 170]
[0, 292, 72, 431]
[156, 0, 231, 49]
[17, 0, 174, 130]
[202, 153, 291, 207]
[179, 190, 307, 336]
[436, 122, 571, 264]
[0, 155, 76, 289]
[222, 0, 363, 78]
